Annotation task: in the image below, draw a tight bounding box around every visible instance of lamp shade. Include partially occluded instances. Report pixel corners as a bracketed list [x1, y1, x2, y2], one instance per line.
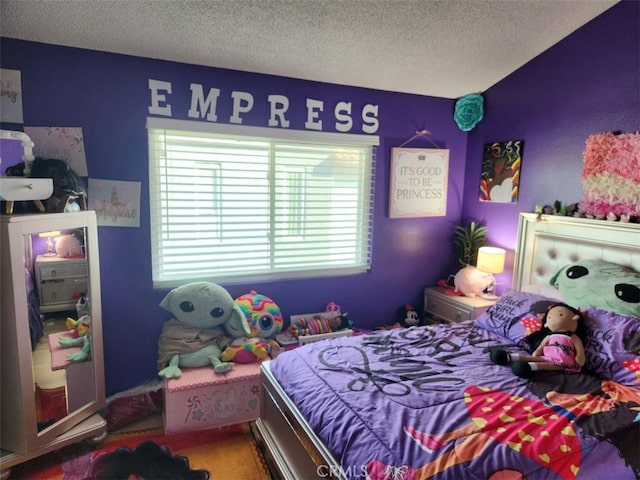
[476, 246, 506, 274]
[38, 230, 61, 238]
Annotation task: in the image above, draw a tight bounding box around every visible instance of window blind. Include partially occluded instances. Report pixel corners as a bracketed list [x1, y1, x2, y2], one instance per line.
[147, 117, 378, 288]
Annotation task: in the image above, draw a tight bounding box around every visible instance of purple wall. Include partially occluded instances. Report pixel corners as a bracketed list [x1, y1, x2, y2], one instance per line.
[462, 1, 639, 291]
[1, 1, 636, 395]
[1, 38, 468, 394]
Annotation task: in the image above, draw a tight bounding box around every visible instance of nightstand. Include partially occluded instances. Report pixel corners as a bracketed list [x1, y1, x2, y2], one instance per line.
[424, 286, 496, 323]
[35, 255, 88, 313]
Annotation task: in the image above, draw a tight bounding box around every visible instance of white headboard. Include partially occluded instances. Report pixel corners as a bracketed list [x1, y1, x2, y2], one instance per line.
[513, 213, 640, 290]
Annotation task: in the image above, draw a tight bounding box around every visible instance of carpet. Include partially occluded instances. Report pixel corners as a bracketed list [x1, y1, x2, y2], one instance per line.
[10, 423, 271, 479]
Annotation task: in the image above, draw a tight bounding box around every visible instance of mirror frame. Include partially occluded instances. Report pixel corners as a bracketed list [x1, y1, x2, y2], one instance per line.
[3, 211, 104, 448]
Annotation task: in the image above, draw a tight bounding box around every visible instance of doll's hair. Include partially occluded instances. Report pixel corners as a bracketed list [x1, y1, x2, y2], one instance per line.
[522, 303, 586, 352]
[85, 440, 209, 480]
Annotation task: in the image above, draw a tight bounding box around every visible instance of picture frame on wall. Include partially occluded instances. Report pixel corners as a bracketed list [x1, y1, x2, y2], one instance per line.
[479, 140, 523, 203]
[389, 147, 449, 218]
[88, 179, 141, 227]
[0, 69, 24, 124]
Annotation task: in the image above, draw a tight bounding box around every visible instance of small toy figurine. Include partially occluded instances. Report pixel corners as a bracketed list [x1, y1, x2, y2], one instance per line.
[490, 303, 586, 378]
[396, 304, 422, 327]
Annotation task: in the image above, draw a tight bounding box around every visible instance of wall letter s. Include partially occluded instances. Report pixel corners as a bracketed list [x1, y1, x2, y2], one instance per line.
[335, 102, 353, 132]
[362, 104, 379, 134]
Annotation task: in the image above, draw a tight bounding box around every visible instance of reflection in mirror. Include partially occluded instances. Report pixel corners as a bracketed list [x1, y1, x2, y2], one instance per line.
[21, 226, 97, 438]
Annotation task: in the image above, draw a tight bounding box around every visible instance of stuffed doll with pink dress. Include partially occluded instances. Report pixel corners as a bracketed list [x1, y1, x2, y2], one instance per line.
[490, 303, 587, 379]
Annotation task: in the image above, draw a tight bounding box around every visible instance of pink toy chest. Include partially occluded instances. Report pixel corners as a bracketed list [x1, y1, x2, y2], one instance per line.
[163, 362, 262, 434]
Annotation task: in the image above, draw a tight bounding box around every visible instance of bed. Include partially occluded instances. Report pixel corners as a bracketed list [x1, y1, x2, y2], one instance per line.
[254, 213, 640, 479]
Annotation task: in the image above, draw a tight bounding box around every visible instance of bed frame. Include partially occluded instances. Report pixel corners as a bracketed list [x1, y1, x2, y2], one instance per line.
[513, 213, 640, 289]
[253, 213, 640, 480]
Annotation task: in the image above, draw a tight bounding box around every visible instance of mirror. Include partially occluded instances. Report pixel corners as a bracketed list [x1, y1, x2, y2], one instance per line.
[0, 212, 105, 450]
[23, 226, 92, 438]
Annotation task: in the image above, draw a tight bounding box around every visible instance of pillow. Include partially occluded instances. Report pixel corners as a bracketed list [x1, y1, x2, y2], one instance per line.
[520, 283, 563, 301]
[550, 259, 640, 317]
[475, 289, 556, 345]
[582, 306, 640, 386]
[105, 389, 163, 431]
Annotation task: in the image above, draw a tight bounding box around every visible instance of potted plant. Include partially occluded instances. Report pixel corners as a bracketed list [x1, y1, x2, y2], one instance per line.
[452, 220, 487, 267]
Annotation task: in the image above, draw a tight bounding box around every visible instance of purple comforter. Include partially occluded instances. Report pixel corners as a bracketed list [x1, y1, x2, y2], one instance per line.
[270, 322, 639, 479]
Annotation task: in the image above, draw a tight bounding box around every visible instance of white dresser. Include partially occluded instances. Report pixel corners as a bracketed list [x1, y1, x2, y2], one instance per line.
[35, 255, 88, 314]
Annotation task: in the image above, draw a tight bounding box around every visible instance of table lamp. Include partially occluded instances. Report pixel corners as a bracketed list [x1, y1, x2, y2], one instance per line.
[476, 246, 506, 298]
[39, 230, 61, 256]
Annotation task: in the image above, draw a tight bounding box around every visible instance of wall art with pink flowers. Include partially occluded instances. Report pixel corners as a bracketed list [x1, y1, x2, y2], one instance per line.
[581, 132, 640, 221]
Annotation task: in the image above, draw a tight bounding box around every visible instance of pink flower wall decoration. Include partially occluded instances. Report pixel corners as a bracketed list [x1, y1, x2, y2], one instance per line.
[581, 132, 640, 219]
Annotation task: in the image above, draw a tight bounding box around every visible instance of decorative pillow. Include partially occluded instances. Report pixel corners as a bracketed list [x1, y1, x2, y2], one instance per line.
[105, 389, 163, 431]
[475, 289, 556, 346]
[582, 307, 640, 386]
[520, 283, 563, 301]
[550, 259, 640, 317]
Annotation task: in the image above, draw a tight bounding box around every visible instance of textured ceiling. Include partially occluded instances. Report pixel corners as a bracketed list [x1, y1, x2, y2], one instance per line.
[0, 0, 618, 99]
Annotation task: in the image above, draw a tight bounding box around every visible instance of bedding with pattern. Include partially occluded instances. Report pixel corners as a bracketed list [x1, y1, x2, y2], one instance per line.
[270, 290, 640, 479]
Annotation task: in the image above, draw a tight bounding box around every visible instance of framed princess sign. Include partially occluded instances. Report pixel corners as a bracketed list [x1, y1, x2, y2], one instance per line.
[389, 148, 449, 218]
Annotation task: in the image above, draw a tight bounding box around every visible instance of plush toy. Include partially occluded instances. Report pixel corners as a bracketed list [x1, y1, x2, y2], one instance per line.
[58, 295, 92, 362]
[58, 314, 92, 362]
[396, 304, 422, 327]
[157, 282, 250, 378]
[55, 234, 83, 258]
[454, 266, 493, 297]
[288, 301, 352, 337]
[220, 336, 270, 363]
[290, 313, 352, 337]
[490, 303, 587, 378]
[550, 259, 640, 317]
[325, 301, 341, 316]
[289, 314, 352, 336]
[221, 291, 283, 363]
[75, 292, 90, 317]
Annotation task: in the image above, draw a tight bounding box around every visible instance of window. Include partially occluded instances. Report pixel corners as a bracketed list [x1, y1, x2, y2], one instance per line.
[147, 118, 378, 288]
